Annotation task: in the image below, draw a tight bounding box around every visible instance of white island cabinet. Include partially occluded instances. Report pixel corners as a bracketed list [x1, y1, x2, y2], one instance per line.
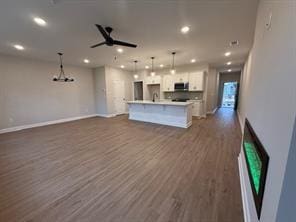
[127, 101, 193, 128]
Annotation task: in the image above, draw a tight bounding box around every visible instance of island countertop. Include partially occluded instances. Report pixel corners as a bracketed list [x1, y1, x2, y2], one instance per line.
[127, 100, 193, 128]
[127, 100, 193, 106]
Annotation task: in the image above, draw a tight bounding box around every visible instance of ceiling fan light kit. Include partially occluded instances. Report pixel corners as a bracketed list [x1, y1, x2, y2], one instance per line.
[52, 53, 74, 82]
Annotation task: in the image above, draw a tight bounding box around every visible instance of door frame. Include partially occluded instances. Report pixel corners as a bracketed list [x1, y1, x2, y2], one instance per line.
[217, 71, 241, 108]
[113, 80, 126, 115]
[221, 81, 238, 109]
[132, 80, 144, 101]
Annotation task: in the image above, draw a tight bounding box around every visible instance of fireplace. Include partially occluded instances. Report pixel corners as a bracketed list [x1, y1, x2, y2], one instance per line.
[243, 119, 269, 219]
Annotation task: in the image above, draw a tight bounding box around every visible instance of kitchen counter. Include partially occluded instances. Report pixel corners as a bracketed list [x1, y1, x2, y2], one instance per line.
[127, 100, 193, 106]
[127, 100, 193, 128]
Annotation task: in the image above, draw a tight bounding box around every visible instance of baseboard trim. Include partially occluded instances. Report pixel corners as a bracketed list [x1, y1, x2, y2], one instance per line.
[206, 107, 217, 115]
[97, 114, 116, 118]
[0, 112, 127, 134]
[238, 153, 251, 222]
[0, 114, 97, 134]
[236, 110, 244, 133]
[186, 121, 193, 128]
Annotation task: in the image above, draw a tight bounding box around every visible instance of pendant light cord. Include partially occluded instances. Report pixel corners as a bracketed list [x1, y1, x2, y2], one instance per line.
[151, 57, 155, 72]
[134, 60, 138, 74]
[172, 52, 176, 70]
[58, 53, 65, 79]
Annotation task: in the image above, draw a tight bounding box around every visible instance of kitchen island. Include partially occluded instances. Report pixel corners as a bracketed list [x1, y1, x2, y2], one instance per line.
[127, 100, 193, 128]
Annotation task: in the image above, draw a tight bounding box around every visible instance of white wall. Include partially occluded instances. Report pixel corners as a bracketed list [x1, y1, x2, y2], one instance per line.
[237, 1, 296, 221]
[276, 117, 296, 222]
[237, 54, 253, 131]
[206, 68, 219, 113]
[94, 66, 133, 116]
[105, 66, 133, 115]
[94, 66, 108, 115]
[0, 54, 96, 130]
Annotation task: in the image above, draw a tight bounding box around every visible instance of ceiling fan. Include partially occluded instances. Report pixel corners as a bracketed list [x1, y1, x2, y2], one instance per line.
[90, 24, 137, 49]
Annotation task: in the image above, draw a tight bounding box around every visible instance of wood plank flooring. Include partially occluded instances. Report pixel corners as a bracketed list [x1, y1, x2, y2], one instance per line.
[0, 108, 243, 222]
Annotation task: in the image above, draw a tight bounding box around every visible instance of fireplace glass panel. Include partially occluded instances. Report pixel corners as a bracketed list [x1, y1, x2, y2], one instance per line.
[243, 119, 269, 219]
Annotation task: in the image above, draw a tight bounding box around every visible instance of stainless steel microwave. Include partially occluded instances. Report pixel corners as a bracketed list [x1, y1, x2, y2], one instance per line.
[174, 82, 189, 91]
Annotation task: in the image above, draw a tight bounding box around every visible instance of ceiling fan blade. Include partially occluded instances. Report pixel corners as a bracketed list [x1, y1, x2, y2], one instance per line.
[95, 24, 109, 40]
[113, 40, 137, 48]
[90, 42, 106, 48]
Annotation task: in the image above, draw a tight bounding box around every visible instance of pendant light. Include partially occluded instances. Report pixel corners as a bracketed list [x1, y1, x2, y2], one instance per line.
[133, 60, 139, 79]
[53, 53, 74, 82]
[150, 57, 156, 76]
[170, 52, 176, 74]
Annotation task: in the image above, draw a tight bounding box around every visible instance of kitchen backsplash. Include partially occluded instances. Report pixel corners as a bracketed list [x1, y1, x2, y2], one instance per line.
[164, 92, 203, 100]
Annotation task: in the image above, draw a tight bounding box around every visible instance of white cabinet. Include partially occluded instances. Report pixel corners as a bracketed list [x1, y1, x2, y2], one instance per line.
[161, 71, 205, 92]
[190, 100, 204, 117]
[174, 73, 188, 83]
[146, 76, 152, 85]
[162, 75, 174, 92]
[146, 75, 161, 85]
[188, 72, 204, 91]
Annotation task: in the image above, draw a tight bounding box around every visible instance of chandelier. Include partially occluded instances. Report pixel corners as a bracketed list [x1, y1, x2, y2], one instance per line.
[53, 53, 74, 82]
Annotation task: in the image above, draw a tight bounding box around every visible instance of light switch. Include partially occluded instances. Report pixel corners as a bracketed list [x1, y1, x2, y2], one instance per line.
[265, 11, 272, 30]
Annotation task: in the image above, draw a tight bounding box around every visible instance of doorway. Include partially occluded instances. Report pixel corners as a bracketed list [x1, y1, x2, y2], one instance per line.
[221, 82, 238, 109]
[113, 80, 126, 115]
[134, 81, 143, 100]
[217, 71, 241, 110]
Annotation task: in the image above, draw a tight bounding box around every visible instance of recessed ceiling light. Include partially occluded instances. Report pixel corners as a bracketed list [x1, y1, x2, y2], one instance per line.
[117, 48, 123, 53]
[14, 44, 24, 50]
[34, 17, 47, 26]
[228, 69, 232, 72]
[225, 52, 231, 57]
[227, 61, 232, 65]
[145, 65, 149, 69]
[134, 74, 139, 79]
[160, 64, 164, 68]
[83, 59, 90, 64]
[191, 59, 196, 63]
[120, 65, 125, 69]
[181, 26, 190, 34]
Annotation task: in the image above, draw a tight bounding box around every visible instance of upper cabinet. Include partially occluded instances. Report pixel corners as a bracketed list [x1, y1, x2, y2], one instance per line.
[146, 75, 161, 85]
[158, 71, 205, 92]
[163, 75, 174, 92]
[174, 73, 189, 83]
[188, 72, 204, 91]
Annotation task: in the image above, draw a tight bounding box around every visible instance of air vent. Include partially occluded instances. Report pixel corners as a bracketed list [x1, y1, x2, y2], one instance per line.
[230, 40, 239, 46]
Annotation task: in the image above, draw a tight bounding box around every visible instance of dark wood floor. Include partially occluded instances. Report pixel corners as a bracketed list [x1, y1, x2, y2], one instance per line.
[0, 109, 243, 222]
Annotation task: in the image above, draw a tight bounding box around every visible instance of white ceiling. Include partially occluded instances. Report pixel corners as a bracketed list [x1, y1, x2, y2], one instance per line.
[0, 0, 258, 70]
